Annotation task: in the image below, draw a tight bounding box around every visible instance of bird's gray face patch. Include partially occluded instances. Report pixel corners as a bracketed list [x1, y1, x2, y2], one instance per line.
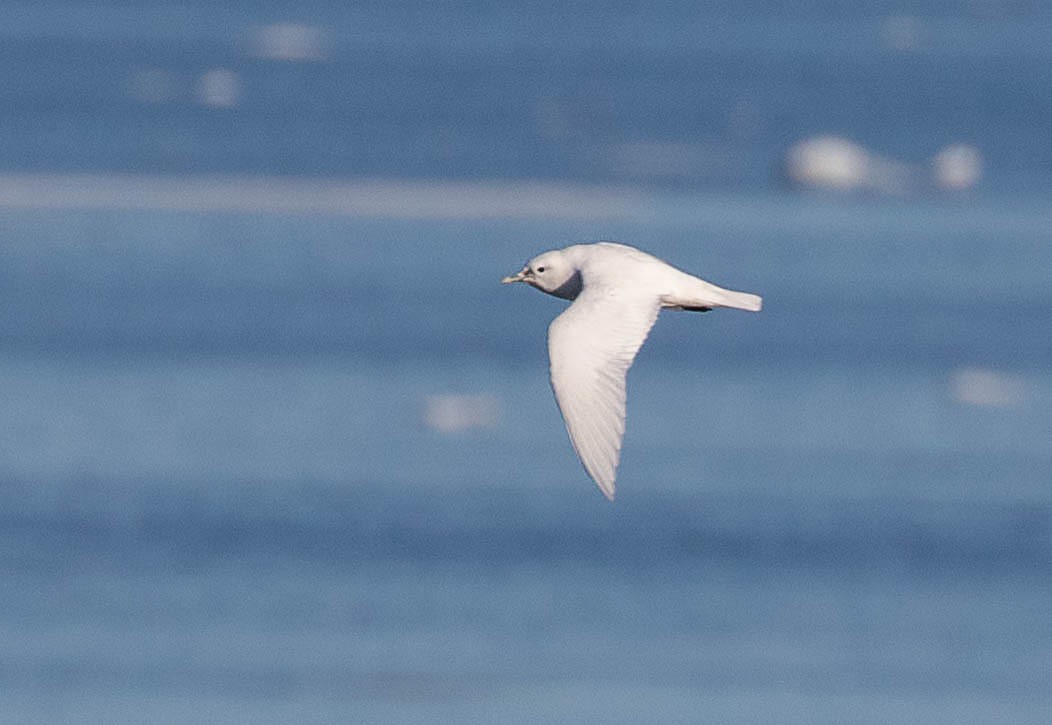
[548, 270, 582, 300]
[524, 251, 578, 298]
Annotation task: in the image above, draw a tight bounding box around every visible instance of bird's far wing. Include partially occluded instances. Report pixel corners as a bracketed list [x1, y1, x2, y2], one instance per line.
[547, 288, 661, 499]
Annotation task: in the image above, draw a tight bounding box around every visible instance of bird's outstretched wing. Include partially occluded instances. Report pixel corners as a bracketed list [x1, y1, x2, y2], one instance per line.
[547, 287, 661, 499]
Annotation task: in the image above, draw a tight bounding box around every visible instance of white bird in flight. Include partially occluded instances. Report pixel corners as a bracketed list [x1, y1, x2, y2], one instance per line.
[502, 242, 762, 500]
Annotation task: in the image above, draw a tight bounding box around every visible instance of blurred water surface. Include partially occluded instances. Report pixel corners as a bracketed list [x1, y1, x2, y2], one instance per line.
[1, 2, 1051, 724]
[3, 1, 1052, 189]
[3, 196, 1050, 723]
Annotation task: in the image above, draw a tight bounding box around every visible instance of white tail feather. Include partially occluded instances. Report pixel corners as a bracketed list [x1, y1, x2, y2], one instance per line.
[717, 289, 762, 312]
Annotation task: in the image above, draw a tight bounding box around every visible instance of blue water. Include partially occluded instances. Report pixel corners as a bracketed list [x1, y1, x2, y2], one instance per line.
[4, 2, 1052, 189]
[2, 3, 1052, 724]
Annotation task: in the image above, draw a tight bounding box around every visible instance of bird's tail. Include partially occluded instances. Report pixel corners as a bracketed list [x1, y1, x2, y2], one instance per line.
[714, 288, 762, 312]
[663, 271, 763, 313]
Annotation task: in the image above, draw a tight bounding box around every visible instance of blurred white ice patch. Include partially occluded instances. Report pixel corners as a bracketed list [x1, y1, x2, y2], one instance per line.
[785, 136, 982, 194]
[785, 136, 874, 192]
[881, 15, 922, 51]
[933, 144, 983, 191]
[198, 69, 240, 108]
[423, 394, 501, 434]
[949, 368, 1024, 408]
[785, 136, 911, 194]
[251, 23, 327, 61]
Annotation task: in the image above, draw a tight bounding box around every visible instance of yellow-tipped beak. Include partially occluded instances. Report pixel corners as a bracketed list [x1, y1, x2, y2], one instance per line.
[501, 268, 529, 284]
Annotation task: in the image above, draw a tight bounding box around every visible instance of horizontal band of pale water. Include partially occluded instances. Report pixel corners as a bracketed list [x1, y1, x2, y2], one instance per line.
[0, 173, 645, 220]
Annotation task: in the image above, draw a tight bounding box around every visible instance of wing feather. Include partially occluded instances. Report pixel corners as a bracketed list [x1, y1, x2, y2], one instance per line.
[547, 288, 660, 499]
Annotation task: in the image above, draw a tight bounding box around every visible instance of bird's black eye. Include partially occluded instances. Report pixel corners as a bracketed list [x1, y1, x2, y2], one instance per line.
[536, 266, 546, 273]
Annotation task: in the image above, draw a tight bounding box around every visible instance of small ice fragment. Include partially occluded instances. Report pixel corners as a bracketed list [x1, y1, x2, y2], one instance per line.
[785, 136, 874, 191]
[251, 23, 327, 61]
[198, 69, 240, 108]
[423, 394, 501, 433]
[882, 15, 922, 51]
[949, 368, 1023, 408]
[933, 145, 982, 191]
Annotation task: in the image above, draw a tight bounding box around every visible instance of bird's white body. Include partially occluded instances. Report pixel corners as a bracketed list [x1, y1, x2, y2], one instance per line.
[503, 242, 761, 500]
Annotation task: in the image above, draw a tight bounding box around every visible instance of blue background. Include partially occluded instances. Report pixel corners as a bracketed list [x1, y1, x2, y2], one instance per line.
[1, 2, 1050, 723]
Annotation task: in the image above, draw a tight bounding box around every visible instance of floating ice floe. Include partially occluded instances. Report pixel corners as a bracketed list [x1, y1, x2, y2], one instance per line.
[932, 144, 983, 191]
[197, 69, 240, 108]
[251, 23, 328, 62]
[948, 368, 1023, 408]
[784, 136, 911, 194]
[423, 394, 501, 434]
[881, 15, 922, 52]
[784, 135, 982, 194]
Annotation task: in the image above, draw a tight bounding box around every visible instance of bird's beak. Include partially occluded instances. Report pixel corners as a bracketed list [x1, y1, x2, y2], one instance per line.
[501, 267, 529, 284]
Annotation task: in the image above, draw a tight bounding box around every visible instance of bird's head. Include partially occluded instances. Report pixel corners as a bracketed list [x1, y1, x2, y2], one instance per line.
[501, 249, 582, 300]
